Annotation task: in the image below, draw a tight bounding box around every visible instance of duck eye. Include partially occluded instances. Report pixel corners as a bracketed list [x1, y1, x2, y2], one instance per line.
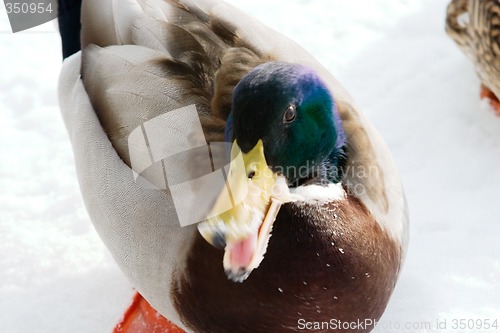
[283, 105, 296, 123]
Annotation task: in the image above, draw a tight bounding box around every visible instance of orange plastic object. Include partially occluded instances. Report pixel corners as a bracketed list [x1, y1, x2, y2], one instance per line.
[114, 292, 185, 333]
[480, 84, 500, 116]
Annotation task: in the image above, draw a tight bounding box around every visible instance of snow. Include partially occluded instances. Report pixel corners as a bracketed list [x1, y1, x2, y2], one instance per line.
[1, 0, 499, 332]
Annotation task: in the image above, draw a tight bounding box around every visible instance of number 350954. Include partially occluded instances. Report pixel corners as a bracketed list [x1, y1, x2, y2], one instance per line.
[5, 2, 54, 14]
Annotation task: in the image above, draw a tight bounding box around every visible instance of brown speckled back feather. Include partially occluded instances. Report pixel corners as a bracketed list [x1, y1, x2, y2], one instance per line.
[82, 0, 266, 164]
[446, 0, 500, 94]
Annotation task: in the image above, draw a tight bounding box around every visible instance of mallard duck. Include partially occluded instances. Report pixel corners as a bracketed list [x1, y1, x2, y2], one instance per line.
[446, 0, 500, 116]
[58, 0, 408, 332]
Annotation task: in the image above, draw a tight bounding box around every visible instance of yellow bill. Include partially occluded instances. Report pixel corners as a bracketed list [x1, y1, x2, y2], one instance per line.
[197, 139, 298, 282]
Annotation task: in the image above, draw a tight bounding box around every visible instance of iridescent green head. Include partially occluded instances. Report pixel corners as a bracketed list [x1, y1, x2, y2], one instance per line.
[227, 61, 346, 186]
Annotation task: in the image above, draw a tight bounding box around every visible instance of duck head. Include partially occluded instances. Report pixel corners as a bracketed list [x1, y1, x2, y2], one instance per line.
[198, 61, 347, 282]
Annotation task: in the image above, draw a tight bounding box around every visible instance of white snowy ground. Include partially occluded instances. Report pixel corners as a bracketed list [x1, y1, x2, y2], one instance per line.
[1, 1, 499, 332]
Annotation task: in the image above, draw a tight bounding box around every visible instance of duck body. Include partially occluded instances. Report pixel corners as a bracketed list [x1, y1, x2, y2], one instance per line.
[59, 0, 408, 332]
[446, 0, 500, 115]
